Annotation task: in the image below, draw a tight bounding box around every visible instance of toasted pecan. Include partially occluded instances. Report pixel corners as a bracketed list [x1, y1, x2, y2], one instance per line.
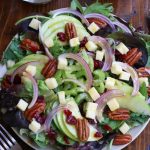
[136, 67, 150, 77]
[87, 18, 107, 28]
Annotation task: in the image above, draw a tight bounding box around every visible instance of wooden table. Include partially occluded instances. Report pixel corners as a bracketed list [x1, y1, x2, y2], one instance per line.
[0, 0, 150, 150]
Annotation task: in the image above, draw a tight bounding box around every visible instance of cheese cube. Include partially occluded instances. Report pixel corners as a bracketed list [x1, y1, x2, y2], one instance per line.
[69, 37, 80, 47]
[44, 38, 54, 48]
[119, 71, 131, 81]
[96, 50, 105, 61]
[16, 99, 28, 111]
[45, 78, 58, 89]
[85, 41, 98, 51]
[88, 87, 100, 101]
[88, 22, 100, 34]
[25, 65, 36, 76]
[111, 62, 122, 75]
[85, 102, 98, 120]
[57, 57, 68, 70]
[29, 119, 41, 133]
[119, 122, 130, 134]
[7, 60, 15, 68]
[58, 91, 66, 104]
[107, 98, 120, 111]
[139, 77, 149, 87]
[116, 42, 129, 55]
[105, 77, 116, 89]
[29, 18, 41, 30]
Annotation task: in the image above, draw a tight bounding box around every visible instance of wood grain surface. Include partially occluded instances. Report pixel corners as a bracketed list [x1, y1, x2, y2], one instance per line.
[0, 0, 150, 150]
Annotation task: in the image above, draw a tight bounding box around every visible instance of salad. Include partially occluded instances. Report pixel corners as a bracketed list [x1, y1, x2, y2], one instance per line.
[0, 0, 150, 149]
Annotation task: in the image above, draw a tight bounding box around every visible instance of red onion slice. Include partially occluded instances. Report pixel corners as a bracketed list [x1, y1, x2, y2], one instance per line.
[39, 24, 54, 59]
[84, 13, 116, 31]
[50, 8, 89, 26]
[147, 97, 150, 104]
[60, 53, 93, 90]
[0, 64, 7, 79]
[117, 62, 139, 96]
[23, 72, 39, 109]
[89, 36, 113, 71]
[61, 78, 87, 91]
[113, 21, 132, 34]
[11, 61, 39, 83]
[44, 104, 72, 132]
[145, 68, 150, 75]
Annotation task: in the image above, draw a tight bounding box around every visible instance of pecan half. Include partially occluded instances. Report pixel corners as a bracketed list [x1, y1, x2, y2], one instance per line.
[75, 118, 90, 142]
[123, 48, 142, 66]
[87, 18, 107, 28]
[42, 59, 58, 78]
[113, 134, 132, 145]
[108, 108, 130, 121]
[65, 22, 77, 40]
[136, 67, 150, 77]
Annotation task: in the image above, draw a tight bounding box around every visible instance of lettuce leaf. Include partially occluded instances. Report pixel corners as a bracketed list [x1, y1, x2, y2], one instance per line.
[139, 82, 148, 99]
[71, 0, 84, 14]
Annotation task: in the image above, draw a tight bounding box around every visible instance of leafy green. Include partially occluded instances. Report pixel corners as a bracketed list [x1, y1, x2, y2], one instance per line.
[139, 82, 148, 99]
[75, 93, 92, 104]
[71, 0, 84, 14]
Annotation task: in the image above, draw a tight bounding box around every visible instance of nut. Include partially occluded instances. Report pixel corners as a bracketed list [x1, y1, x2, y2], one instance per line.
[136, 67, 150, 77]
[148, 86, 150, 96]
[113, 134, 132, 145]
[108, 108, 130, 121]
[75, 118, 90, 142]
[65, 22, 77, 40]
[42, 59, 58, 78]
[87, 18, 107, 28]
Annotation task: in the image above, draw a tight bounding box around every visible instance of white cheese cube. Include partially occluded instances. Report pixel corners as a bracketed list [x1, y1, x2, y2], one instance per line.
[88, 87, 100, 101]
[25, 65, 36, 76]
[88, 22, 100, 34]
[45, 78, 58, 89]
[119, 71, 131, 81]
[96, 50, 105, 61]
[85, 102, 98, 120]
[119, 122, 130, 134]
[7, 60, 15, 68]
[44, 38, 54, 48]
[29, 119, 41, 133]
[107, 98, 120, 111]
[111, 62, 122, 75]
[116, 42, 129, 55]
[85, 41, 98, 51]
[16, 99, 28, 111]
[105, 77, 116, 89]
[58, 91, 66, 104]
[57, 57, 68, 70]
[139, 77, 149, 87]
[29, 18, 41, 30]
[69, 37, 80, 47]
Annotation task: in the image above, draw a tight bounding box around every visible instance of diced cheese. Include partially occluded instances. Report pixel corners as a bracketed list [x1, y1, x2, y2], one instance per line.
[57, 57, 68, 70]
[88, 22, 100, 34]
[107, 98, 119, 111]
[7, 60, 15, 68]
[58, 91, 66, 104]
[116, 42, 129, 55]
[29, 119, 41, 133]
[85, 41, 98, 51]
[29, 18, 41, 30]
[111, 62, 122, 75]
[85, 102, 98, 120]
[96, 50, 105, 61]
[69, 37, 80, 47]
[45, 78, 58, 90]
[139, 77, 149, 87]
[25, 65, 36, 76]
[105, 77, 116, 89]
[16, 99, 28, 111]
[44, 38, 54, 48]
[88, 87, 100, 101]
[119, 122, 130, 134]
[119, 71, 131, 81]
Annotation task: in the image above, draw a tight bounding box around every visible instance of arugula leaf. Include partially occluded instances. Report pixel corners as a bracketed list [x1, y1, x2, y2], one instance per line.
[71, 0, 84, 14]
[139, 82, 148, 99]
[84, 1, 113, 17]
